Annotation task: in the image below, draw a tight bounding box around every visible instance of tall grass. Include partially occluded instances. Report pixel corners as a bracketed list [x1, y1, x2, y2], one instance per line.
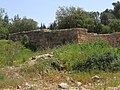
[50, 39, 120, 72]
[0, 40, 38, 66]
[0, 39, 119, 89]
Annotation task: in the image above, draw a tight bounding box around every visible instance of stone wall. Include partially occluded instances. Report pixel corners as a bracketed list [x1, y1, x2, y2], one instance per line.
[9, 28, 80, 48]
[9, 28, 120, 48]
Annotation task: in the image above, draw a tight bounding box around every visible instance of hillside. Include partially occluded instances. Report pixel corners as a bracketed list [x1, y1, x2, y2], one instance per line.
[0, 40, 120, 90]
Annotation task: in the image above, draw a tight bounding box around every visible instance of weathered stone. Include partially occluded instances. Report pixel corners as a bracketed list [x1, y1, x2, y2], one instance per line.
[9, 28, 120, 49]
[76, 82, 82, 87]
[58, 82, 69, 89]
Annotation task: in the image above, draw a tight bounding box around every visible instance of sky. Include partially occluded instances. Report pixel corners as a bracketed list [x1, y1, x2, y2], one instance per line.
[0, 0, 119, 27]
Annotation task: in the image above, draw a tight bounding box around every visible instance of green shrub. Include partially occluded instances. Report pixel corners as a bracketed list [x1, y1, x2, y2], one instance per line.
[0, 40, 38, 66]
[52, 39, 110, 70]
[21, 35, 29, 45]
[72, 51, 119, 71]
[50, 39, 120, 72]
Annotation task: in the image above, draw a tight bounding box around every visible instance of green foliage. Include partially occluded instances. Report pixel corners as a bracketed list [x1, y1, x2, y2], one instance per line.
[100, 9, 115, 25]
[21, 58, 53, 78]
[52, 1, 120, 33]
[51, 39, 107, 70]
[1, 1, 120, 38]
[84, 18, 102, 33]
[40, 23, 46, 29]
[49, 21, 57, 30]
[72, 51, 119, 71]
[112, 1, 120, 19]
[0, 40, 37, 66]
[55, 6, 92, 29]
[54, 6, 108, 34]
[0, 9, 39, 39]
[0, 8, 9, 39]
[49, 39, 120, 72]
[21, 35, 37, 51]
[9, 16, 38, 33]
[100, 24, 111, 34]
[21, 35, 29, 46]
[109, 19, 120, 32]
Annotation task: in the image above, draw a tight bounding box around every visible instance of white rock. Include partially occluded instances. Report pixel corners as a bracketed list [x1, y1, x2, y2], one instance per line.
[58, 82, 69, 89]
[25, 82, 35, 89]
[106, 87, 118, 90]
[92, 75, 101, 82]
[76, 82, 82, 87]
[92, 75, 100, 79]
[117, 85, 120, 89]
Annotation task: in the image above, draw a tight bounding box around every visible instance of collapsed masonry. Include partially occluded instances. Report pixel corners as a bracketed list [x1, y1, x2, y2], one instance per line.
[9, 28, 120, 48]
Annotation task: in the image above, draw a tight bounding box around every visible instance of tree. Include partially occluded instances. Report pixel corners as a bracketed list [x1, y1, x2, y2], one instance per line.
[84, 18, 102, 34]
[0, 8, 5, 20]
[40, 23, 46, 29]
[42, 24, 46, 29]
[87, 11, 100, 20]
[112, 1, 120, 19]
[0, 20, 9, 39]
[55, 6, 103, 33]
[4, 14, 9, 24]
[56, 6, 90, 29]
[100, 24, 111, 34]
[9, 16, 38, 33]
[40, 23, 43, 29]
[109, 19, 120, 32]
[100, 9, 115, 25]
[0, 8, 9, 39]
[49, 21, 57, 30]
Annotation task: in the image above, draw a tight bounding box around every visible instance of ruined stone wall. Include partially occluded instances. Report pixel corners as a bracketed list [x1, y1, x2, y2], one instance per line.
[9, 28, 80, 48]
[9, 28, 120, 48]
[85, 32, 120, 47]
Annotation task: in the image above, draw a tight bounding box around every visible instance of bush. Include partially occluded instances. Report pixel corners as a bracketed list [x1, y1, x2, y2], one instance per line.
[51, 39, 120, 72]
[72, 51, 119, 71]
[0, 40, 37, 66]
[21, 35, 29, 46]
[21, 35, 38, 51]
[101, 24, 111, 34]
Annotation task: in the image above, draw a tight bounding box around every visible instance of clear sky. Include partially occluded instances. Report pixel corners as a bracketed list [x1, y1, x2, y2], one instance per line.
[0, 0, 119, 26]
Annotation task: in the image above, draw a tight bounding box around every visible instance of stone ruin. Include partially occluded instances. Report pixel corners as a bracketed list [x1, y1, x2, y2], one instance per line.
[9, 28, 120, 48]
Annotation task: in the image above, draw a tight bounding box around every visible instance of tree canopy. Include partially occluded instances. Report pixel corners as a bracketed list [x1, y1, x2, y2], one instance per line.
[9, 15, 38, 33]
[49, 1, 120, 34]
[0, 1, 120, 39]
[0, 11, 39, 39]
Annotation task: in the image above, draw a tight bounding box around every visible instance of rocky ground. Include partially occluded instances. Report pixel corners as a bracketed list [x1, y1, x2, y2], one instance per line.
[1, 66, 93, 90]
[1, 53, 120, 90]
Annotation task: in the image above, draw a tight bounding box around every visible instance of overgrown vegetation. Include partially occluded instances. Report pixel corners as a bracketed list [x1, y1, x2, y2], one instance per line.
[18, 39, 120, 89]
[20, 39, 120, 74]
[48, 39, 120, 72]
[0, 40, 38, 66]
[0, 39, 120, 89]
[0, 1, 120, 89]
